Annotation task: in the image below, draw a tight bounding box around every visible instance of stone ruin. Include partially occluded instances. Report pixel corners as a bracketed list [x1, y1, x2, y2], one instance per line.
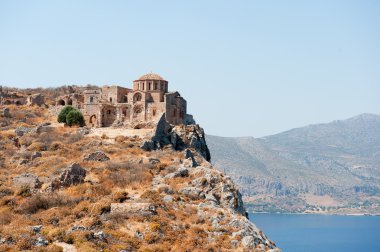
[55, 73, 194, 129]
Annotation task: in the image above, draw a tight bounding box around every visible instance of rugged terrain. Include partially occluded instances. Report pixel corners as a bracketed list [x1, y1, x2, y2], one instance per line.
[207, 114, 380, 215]
[0, 90, 280, 251]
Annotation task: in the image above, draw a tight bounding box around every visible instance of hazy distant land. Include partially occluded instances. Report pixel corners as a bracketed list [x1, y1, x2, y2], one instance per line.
[208, 114, 380, 215]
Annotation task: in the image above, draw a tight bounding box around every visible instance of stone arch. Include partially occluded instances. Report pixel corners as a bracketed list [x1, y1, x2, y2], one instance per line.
[134, 105, 142, 114]
[89, 115, 97, 127]
[133, 105, 143, 118]
[133, 92, 142, 102]
[57, 99, 65, 106]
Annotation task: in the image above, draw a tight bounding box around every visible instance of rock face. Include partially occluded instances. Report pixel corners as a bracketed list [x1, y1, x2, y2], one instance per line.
[83, 151, 110, 162]
[152, 163, 279, 250]
[26, 93, 44, 106]
[143, 114, 211, 161]
[13, 173, 42, 189]
[48, 163, 86, 191]
[171, 125, 211, 161]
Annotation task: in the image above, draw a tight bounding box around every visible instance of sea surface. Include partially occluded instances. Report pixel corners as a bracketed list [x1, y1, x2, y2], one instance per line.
[248, 213, 380, 252]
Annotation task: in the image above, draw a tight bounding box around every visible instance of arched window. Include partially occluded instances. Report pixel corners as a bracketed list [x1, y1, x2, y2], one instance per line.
[109, 97, 113, 103]
[148, 82, 151, 90]
[154, 82, 157, 90]
[142, 83, 145, 90]
[108, 110, 111, 115]
[133, 92, 142, 102]
[90, 97, 94, 103]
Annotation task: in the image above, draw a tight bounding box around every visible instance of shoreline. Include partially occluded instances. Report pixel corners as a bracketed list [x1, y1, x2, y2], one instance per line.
[248, 211, 380, 216]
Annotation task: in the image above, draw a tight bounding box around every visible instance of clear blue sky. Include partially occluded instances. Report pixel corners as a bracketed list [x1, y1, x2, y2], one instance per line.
[1, 0, 379, 137]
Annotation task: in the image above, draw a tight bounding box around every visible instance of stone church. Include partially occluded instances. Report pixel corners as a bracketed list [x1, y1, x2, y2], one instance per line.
[56, 73, 193, 128]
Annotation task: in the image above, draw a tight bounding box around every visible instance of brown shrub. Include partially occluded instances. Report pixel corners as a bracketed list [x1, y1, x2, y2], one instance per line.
[17, 193, 81, 214]
[0, 208, 13, 225]
[27, 141, 47, 151]
[50, 141, 64, 151]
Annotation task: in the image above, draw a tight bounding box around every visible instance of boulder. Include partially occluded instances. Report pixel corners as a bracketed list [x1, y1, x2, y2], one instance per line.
[15, 127, 32, 137]
[13, 173, 42, 189]
[47, 163, 86, 191]
[140, 140, 155, 151]
[93, 231, 106, 241]
[35, 237, 49, 246]
[31, 225, 43, 234]
[164, 167, 189, 179]
[179, 187, 203, 200]
[31, 152, 42, 160]
[163, 195, 173, 203]
[241, 236, 255, 249]
[83, 151, 110, 162]
[3, 108, 11, 118]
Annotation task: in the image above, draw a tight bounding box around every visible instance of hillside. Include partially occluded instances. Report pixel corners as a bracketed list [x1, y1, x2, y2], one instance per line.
[207, 114, 380, 214]
[0, 98, 280, 251]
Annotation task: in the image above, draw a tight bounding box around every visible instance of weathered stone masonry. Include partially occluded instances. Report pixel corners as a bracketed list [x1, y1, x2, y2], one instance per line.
[55, 73, 193, 128]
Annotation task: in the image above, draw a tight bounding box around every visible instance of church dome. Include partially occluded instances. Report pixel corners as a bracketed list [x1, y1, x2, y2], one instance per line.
[137, 73, 165, 81]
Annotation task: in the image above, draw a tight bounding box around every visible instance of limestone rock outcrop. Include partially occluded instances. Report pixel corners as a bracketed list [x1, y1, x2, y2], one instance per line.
[13, 173, 42, 189]
[151, 163, 279, 250]
[143, 114, 211, 161]
[83, 151, 110, 162]
[47, 163, 86, 191]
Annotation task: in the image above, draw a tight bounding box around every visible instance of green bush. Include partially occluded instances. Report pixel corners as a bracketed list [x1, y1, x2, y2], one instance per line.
[66, 110, 85, 127]
[57, 106, 75, 123]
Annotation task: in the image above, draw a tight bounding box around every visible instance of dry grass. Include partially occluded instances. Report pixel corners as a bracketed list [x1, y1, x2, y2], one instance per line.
[17, 193, 82, 214]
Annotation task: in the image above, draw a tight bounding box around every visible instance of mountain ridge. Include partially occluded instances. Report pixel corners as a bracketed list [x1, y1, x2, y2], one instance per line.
[207, 113, 380, 214]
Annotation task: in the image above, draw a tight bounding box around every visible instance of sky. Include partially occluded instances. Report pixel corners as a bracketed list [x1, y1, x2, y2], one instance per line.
[1, 0, 379, 137]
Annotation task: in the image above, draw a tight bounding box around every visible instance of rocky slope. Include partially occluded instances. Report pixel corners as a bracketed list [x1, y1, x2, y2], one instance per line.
[207, 114, 380, 214]
[0, 102, 280, 251]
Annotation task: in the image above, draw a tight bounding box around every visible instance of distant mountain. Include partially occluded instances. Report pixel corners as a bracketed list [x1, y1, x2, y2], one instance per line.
[207, 114, 380, 214]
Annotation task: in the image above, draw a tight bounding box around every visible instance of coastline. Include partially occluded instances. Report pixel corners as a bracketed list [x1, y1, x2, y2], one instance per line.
[249, 211, 380, 216]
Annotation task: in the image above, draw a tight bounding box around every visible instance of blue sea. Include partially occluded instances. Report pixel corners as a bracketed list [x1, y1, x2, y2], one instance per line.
[248, 213, 380, 252]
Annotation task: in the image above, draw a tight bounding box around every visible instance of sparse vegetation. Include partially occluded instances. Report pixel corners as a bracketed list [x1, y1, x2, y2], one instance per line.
[0, 94, 278, 251]
[66, 109, 85, 127]
[57, 106, 85, 127]
[57, 105, 75, 123]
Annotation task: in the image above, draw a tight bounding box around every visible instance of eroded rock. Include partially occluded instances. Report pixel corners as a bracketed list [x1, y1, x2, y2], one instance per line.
[13, 173, 42, 189]
[83, 151, 110, 162]
[47, 163, 86, 191]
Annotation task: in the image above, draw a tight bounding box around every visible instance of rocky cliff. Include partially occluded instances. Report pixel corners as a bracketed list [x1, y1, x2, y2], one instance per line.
[0, 103, 280, 251]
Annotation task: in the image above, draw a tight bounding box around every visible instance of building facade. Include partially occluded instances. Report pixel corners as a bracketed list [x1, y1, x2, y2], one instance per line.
[56, 73, 192, 128]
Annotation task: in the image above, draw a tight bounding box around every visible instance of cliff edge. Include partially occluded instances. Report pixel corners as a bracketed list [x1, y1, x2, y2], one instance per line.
[0, 103, 280, 251]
